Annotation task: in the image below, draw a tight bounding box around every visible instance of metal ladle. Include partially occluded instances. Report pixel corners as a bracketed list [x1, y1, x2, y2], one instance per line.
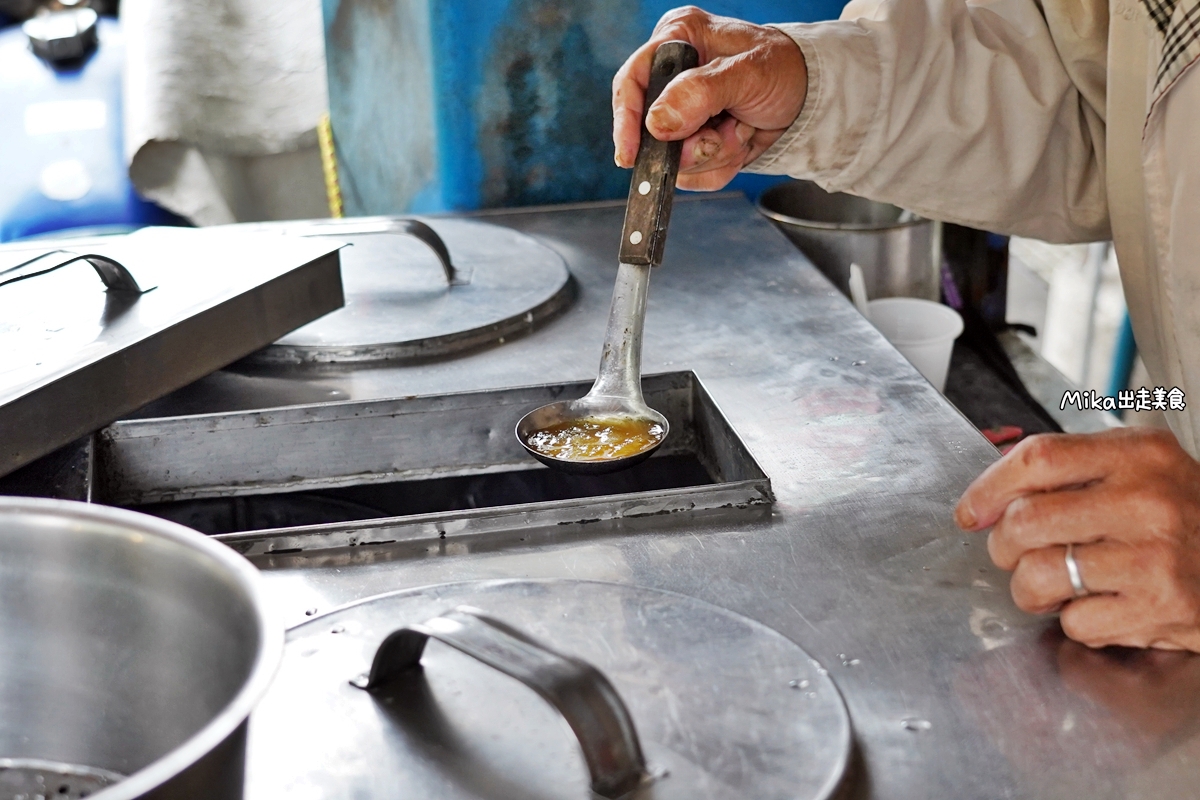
[517, 41, 698, 475]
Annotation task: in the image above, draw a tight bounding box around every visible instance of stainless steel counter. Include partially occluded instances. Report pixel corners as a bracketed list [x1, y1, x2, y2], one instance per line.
[139, 195, 1200, 799]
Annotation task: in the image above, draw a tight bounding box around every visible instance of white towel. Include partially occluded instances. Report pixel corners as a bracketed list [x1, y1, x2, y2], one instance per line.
[123, 0, 330, 225]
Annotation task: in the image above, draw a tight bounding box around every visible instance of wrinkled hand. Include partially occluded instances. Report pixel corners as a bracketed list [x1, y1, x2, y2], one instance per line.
[611, 6, 807, 191]
[955, 428, 1200, 651]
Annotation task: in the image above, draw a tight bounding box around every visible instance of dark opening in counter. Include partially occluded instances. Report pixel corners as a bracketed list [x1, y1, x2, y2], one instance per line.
[96, 372, 771, 555]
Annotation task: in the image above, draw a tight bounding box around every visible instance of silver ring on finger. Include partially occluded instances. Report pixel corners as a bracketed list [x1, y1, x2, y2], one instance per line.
[1065, 543, 1089, 598]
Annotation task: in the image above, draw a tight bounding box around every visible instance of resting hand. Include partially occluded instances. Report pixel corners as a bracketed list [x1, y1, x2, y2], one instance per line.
[955, 428, 1200, 651]
[612, 6, 807, 191]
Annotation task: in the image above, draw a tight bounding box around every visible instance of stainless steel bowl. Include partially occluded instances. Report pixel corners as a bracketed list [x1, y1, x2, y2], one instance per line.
[0, 497, 281, 800]
[757, 180, 942, 301]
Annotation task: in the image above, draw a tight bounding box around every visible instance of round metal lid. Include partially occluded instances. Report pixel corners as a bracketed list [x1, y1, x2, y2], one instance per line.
[248, 218, 573, 364]
[245, 579, 851, 800]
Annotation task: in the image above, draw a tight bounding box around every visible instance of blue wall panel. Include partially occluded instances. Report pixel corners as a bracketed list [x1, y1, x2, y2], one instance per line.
[324, 0, 845, 214]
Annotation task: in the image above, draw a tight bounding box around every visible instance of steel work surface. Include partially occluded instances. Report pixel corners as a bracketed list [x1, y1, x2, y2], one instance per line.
[140, 195, 1200, 799]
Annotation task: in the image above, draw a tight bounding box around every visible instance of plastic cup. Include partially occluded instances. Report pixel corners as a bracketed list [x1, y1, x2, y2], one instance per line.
[866, 298, 964, 392]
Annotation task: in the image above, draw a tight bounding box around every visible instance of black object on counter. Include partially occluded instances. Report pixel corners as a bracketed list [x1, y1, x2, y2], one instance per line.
[942, 225, 1062, 435]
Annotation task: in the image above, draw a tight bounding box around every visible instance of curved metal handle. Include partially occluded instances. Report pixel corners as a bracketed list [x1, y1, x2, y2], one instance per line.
[302, 218, 467, 286]
[351, 606, 648, 798]
[0, 250, 152, 294]
[396, 219, 462, 286]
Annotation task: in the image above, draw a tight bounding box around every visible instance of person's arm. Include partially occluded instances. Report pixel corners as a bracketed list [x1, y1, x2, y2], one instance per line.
[613, 3, 1110, 243]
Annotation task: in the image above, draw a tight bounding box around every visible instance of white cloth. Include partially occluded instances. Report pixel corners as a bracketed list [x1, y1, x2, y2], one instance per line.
[746, 0, 1200, 456]
[122, 0, 330, 225]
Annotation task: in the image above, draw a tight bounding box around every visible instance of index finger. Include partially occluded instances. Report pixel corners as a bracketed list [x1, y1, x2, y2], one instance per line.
[612, 38, 657, 167]
[955, 433, 1114, 531]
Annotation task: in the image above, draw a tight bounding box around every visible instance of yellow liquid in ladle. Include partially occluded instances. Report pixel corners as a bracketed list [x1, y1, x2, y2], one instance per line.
[527, 417, 665, 462]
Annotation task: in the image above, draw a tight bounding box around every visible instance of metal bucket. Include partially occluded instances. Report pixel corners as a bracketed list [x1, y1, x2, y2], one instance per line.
[0, 497, 281, 800]
[757, 180, 942, 301]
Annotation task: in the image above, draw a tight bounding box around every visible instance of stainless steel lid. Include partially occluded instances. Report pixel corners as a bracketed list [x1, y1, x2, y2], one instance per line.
[246, 579, 850, 800]
[235, 217, 573, 364]
[0, 227, 343, 477]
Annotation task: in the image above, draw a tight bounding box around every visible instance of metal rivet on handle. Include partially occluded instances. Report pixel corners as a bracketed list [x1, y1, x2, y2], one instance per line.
[638, 181, 651, 195]
[629, 231, 643, 245]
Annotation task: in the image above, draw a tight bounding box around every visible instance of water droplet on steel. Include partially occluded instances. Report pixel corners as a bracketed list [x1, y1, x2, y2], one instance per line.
[901, 717, 932, 732]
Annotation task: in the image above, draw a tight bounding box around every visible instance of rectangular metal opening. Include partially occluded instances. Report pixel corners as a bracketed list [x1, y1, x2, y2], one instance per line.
[96, 371, 771, 555]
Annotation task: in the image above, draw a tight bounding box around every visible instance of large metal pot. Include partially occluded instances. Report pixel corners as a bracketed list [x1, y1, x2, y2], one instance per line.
[0, 497, 281, 800]
[758, 180, 942, 301]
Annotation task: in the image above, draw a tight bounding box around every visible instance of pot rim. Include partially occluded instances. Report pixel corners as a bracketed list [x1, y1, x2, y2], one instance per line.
[756, 193, 932, 232]
[0, 496, 283, 800]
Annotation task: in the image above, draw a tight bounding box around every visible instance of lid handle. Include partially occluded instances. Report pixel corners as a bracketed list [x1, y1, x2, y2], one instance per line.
[302, 218, 466, 286]
[351, 606, 648, 798]
[394, 219, 465, 286]
[0, 250, 153, 294]
[618, 40, 699, 267]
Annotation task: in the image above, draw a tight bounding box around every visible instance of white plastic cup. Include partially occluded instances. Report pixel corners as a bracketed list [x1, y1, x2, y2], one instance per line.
[866, 298, 964, 392]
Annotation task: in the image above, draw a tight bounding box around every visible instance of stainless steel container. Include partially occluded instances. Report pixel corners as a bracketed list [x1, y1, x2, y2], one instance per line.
[757, 180, 942, 301]
[0, 497, 281, 800]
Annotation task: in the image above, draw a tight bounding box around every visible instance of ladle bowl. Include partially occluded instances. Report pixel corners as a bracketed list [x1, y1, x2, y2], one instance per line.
[516, 395, 669, 475]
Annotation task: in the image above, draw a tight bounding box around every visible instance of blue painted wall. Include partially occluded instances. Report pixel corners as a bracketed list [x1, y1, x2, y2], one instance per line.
[324, 0, 846, 214]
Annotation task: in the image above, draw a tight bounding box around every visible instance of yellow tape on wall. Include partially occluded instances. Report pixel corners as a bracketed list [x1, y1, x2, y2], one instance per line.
[317, 112, 344, 219]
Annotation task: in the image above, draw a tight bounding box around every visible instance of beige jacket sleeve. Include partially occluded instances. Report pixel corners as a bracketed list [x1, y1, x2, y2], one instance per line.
[745, 0, 1111, 244]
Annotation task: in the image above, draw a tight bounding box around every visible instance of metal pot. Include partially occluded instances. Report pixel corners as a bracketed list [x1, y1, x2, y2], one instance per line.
[0, 497, 281, 800]
[757, 180, 942, 301]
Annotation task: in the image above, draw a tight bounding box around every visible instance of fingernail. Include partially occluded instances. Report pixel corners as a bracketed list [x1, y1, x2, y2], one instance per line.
[647, 104, 683, 134]
[734, 121, 754, 146]
[954, 502, 976, 530]
[692, 135, 720, 166]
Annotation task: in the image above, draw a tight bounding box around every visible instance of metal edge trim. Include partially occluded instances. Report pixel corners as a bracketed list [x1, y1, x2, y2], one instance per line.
[246, 273, 577, 365]
[213, 477, 774, 554]
[101, 370, 695, 440]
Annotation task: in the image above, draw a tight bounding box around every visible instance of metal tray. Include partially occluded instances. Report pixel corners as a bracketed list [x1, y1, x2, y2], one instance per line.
[94, 372, 772, 555]
[0, 227, 343, 477]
